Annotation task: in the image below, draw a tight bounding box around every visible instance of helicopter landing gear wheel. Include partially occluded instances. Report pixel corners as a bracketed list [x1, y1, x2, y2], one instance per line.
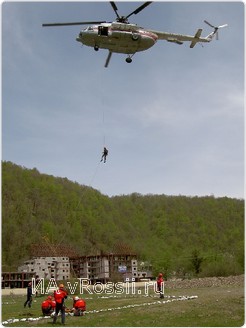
[126, 57, 132, 64]
[94, 45, 99, 51]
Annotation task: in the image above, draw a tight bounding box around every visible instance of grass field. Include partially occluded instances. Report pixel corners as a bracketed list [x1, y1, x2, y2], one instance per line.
[1, 284, 244, 327]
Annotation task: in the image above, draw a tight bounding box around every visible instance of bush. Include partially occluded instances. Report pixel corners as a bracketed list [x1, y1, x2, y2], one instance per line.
[199, 255, 243, 277]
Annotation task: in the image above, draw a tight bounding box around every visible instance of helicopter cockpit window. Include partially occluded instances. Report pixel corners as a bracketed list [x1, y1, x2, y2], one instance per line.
[98, 26, 108, 36]
[83, 26, 93, 31]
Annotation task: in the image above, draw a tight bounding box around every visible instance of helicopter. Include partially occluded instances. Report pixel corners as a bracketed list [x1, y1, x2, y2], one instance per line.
[42, 2, 228, 68]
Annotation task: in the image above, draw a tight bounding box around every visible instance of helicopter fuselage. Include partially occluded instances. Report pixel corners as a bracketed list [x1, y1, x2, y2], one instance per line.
[76, 22, 158, 54]
[43, 2, 227, 67]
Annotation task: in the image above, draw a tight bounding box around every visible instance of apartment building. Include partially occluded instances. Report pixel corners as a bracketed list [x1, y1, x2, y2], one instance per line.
[71, 253, 139, 283]
[18, 257, 70, 280]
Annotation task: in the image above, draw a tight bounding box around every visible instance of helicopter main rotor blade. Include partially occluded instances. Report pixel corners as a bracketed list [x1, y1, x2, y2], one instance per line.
[42, 21, 106, 27]
[125, 2, 152, 19]
[110, 2, 120, 19]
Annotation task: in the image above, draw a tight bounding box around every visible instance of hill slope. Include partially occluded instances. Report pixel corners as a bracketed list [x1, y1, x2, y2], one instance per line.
[2, 161, 244, 277]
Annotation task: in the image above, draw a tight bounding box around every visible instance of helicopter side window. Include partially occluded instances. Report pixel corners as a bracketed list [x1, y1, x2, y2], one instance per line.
[98, 26, 108, 36]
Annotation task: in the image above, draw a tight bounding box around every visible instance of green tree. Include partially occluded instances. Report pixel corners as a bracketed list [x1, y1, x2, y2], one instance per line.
[191, 249, 204, 275]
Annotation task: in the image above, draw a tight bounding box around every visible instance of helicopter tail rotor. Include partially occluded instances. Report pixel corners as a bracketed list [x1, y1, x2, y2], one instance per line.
[204, 20, 228, 40]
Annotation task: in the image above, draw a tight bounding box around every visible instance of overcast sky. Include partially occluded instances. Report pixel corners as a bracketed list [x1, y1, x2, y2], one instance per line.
[2, 1, 244, 199]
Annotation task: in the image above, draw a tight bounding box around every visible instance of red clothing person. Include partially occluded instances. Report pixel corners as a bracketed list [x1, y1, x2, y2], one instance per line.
[41, 295, 55, 315]
[53, 284, 68, 324]
[73, 296, 86, 316]
[157, 273, 164, 299]
[51, 299, 56, 310]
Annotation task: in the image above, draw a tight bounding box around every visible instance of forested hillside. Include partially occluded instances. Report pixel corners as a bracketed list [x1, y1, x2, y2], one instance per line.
[2, 161, 244, 277]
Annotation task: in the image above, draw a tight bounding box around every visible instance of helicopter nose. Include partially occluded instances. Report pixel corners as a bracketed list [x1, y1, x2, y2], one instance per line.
[76, 32, 83, 42]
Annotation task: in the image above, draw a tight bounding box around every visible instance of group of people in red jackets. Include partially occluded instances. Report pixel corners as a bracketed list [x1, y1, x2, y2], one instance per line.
[41, 284, 86, 324]
[41, 274, 163, 324]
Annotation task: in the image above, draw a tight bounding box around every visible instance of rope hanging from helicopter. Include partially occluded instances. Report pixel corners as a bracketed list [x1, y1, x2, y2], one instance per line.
[99, 84, 109, 166]
[45, 75, 111, 255]
[102, 109, 106, 147]
[74, 76, 109, 212]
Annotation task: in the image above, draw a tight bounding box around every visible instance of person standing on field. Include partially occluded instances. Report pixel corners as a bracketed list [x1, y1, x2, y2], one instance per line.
[157, 273, 164, 299]
[53, 284, 68, 324]
[24, 282, 33, 308]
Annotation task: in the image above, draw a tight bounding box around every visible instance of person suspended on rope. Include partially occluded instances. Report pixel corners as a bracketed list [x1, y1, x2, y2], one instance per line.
[100, 147, 108, 163]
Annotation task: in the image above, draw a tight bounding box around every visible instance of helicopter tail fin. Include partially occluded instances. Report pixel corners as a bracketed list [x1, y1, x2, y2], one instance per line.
[190, 28, 202, 48]
[205, 31, 216, 42]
